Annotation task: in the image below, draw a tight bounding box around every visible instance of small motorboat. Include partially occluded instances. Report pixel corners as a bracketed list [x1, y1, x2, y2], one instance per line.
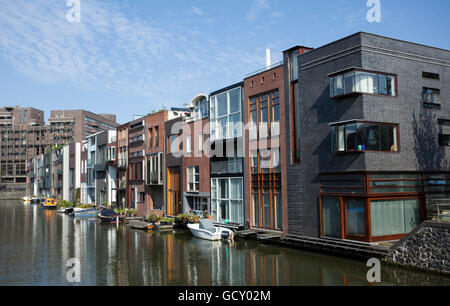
[42, 198, 57, 210]
[31, 196, 40, 204]
[69, 207, 98, 218]
[97, 209, 123, 223]
[187, 219, 234, 241]
[22, 196, 31, 204]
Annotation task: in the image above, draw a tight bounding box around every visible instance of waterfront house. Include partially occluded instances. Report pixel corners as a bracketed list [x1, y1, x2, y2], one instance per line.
[282, 32, 450, 243]
[209, 82, 245, 227]
[243, 61, 290, 233]
[116, 124, 129, 209]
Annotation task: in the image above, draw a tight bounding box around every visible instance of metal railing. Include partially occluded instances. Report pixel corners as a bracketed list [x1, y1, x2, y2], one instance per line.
[434, 199, 450, 222]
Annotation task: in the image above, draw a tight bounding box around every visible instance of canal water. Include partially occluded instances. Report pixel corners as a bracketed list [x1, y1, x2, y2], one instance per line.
[0, 201, 449, 286]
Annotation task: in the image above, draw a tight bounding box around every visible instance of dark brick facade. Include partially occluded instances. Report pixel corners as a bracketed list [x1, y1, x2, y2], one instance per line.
[284, 32, 450, 238]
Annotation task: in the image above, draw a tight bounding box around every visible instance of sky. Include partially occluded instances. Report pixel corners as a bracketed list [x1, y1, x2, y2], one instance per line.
[0, 0, 449, 124]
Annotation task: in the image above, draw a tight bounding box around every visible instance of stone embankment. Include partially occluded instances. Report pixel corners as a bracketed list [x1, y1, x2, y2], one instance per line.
[0, 191, 23, 200]
[385, 221, 449, 274]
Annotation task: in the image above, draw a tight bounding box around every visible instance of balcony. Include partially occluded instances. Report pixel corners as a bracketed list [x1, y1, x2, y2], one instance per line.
[211, 159, 243, 175]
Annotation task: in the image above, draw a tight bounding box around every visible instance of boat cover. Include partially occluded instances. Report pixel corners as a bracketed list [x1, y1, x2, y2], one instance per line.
[100, 209, 117, 217]
[199, 219, 216, 233]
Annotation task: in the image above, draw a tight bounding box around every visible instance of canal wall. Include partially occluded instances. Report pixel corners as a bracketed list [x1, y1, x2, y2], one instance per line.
[385, 221, 450, 275]
[0, 191, 23, 200]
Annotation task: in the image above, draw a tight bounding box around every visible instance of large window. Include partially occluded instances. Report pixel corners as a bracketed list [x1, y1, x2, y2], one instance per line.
[322, 197, 341, 238]
[211, 178, 243, 225]
[330, 70, 396, 98]
[193, 97, 209, 121]
[146, 153, 163, 185]
[187, 166, 199, 192]
[250, 90, 280, 140]
[251, 150, 282, 230]
[210, 87, 242, 141]
[370, 199, 420, 237]
[331, 121, 399, 153]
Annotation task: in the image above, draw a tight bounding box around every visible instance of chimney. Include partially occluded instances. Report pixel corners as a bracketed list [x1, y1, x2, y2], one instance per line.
[266, 48, 271, 69]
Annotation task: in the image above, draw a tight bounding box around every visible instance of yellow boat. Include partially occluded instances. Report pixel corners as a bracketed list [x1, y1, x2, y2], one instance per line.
[42, 198, 57, 210]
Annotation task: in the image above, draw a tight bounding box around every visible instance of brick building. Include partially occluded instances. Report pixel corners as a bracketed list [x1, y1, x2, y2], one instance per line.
[282, 32, 450, 242]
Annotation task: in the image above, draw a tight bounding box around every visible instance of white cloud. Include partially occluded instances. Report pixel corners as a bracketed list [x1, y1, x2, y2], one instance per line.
[189, 6, 204, 16]
[0, 0, 264, 104]
[246, 0, 270, 21]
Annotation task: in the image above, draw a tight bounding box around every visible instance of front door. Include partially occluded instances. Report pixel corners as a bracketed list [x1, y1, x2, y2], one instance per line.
[167, 167, 180, 216]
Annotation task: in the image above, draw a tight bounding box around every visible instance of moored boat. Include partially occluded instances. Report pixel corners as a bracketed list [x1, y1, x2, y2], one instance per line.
[187, 219, 234, 241]
[97, 209, 123, 223]
[42, 198, 57, 210]
[31, 196, 40, 204]
[22, 196, 31, 203]
[69, 207, 98, 218]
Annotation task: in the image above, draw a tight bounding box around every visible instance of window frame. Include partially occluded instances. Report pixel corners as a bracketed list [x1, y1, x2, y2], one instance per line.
[329, 68, 398, 99]
[331, 121, 400, 154]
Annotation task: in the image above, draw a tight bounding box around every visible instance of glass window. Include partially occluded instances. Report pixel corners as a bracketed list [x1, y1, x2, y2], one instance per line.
[439, 135, 450, 146]
[217, 93, 228, 117]
[187, 166, 199, 191]
[346, 199, 366, 236]
[229, 88, 241, 114]
[290, 50, 298, 81]
[186, 136, 192, 154]
[332, 70, 396, 97]
[322, 197, 342, 238]
[332, 122, 398, 153]
[371, 199, 420, 237]
[170, 135, 178, 153]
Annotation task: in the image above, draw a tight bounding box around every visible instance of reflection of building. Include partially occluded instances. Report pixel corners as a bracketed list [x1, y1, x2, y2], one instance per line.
[209, 83, 245, 226]
[282, 32, 450, 243]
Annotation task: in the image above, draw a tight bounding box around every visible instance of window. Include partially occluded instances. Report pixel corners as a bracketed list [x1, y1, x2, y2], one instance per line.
[330, 70, 396, 98]
[193, 98, 209, 120]
[186, 136, 192, 154]
[290, 50, 298, 81]
[251, 150, 282, 230]
[199, 134, 205, 152]
[249, 90, 280, 140]
[149, 127, 153, 148]
[211, 177, 243, 225]
[422, 72, 439, 80]
[371, 199, 420, 237]
[331, 121, 399, 153]
[154, 126, 159, 148]
[439, 134, 450, 146]
[210, 87, 242, 140]
[169, 135, 178, 153]
[422, 87, 440, 108]
[187, 166, 199, 191]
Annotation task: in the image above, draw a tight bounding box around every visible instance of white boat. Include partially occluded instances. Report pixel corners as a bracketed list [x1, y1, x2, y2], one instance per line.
[22, 196, 31, 203]
[69, 208, 98, 218]
[187, 219, 234, 241]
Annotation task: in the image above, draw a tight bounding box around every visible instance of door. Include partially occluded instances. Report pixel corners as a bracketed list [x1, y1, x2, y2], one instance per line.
[167, 167, 180, 216]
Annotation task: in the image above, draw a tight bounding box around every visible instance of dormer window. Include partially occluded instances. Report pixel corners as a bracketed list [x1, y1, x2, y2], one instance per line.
[330, 69, 396, 98]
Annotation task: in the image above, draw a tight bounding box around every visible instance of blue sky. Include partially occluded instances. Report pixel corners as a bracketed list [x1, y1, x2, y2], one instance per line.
[0, 0, 449, 124]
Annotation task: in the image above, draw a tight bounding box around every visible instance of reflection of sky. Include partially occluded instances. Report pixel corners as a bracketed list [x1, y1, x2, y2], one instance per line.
[0, 201, 449, 286]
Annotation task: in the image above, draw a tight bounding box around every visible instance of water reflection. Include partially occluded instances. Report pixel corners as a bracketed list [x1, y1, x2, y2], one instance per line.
[0, 201, 449, 286]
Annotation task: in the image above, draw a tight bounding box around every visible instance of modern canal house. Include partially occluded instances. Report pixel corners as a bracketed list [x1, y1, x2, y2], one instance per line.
[183, 95, 211, 214]
[145, 110, 173, 217]
[209, 82, 245, 227]
[243, 61, 289, 233]
[128, 117, 147, 212]
[116, 124, 129, 209]
[283, 32, 450, 243]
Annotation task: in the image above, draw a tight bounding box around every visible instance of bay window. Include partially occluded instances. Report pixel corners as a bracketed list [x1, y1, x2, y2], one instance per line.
[330, 69, 396, 98]
[331, 121, 399, 153]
